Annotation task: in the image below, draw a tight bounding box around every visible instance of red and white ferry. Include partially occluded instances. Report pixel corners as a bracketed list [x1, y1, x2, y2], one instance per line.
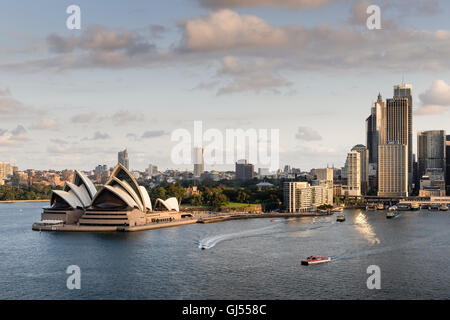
[301, 256, 331, 266]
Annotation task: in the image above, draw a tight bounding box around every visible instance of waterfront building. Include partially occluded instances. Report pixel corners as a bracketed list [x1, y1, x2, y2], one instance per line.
[378, 143, 408, 197]
[284, 181, 333, 213]
[343, 151, 361, 197]
[235, 159, 254, 180]
[36, 163, 183, 230]
[0, 162, 13, 180]
[193, 147, 204, 177]
[351, 145, 369, 195]
[419, 168, 446, 197]
[417, 130, 446, 182]
[393, 84, 413, 183]
[118, 149, 129, 170]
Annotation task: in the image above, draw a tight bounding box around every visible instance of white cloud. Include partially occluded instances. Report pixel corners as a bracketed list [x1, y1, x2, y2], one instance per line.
[180, 9, 291, 51]
[0, 125, 29, 147]
[416, 80, 450, 115]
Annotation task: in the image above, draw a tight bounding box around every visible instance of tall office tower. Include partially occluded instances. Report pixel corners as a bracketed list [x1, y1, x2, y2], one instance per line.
[417, 130, 446, 181]
[235, 159, 255, 180]
[394, 84, 413, 183]
[343, 151, 361, 197]
[446, 136, 450, 194]
[351, 145, 369, 195]
[118, 149, 129, 169]
[386, 98, 409, 145]
[366, 93, 386, 165]
[378, 143, 408, 197]
[193, 147, 204, 177]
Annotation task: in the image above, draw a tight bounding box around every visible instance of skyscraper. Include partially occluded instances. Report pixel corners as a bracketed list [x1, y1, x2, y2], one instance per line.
[366, 93, 386, 165]
[386, 98, 409, 145]
[193, 147, 204, 177]
[118, 149, 129, 169]
[393, 84, 413, 183]
[343, 151, 361, 197]
[351, 145, 369, 195]
[446, 135, 450, 194]
[417, 130, 446, 180]
[378, 143, 408, 197]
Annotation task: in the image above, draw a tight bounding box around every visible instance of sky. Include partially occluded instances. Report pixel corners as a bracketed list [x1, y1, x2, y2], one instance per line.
[1, 0, 450, 172]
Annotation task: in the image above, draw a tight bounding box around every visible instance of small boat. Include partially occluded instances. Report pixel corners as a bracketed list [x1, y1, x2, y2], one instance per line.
[336, 214, 346, 222]
[201, 245, 207, 250]
[318, 209, 328, 214]
[331, 207, 344, 213]
[366, 204, 377, 211]
[271, 219, 276, 222]
[410, 203, 420, 211]
[439, 204, 449, 211]
[387, 206, 398, 219]
[301, 256, 331, 266]
[377, 203, 384, 210]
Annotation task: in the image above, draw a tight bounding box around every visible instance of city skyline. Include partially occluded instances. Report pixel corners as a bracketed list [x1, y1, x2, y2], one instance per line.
[1, 1, 450, 171]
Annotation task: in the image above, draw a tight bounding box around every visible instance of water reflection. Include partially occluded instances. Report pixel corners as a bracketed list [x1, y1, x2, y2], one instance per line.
[353, 211, 380, 245]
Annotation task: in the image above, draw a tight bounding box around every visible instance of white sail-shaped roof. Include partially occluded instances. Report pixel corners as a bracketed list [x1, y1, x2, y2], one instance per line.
[91, 185, 139, 209]
[139, 186, 152, 211]
[108, 163, 146, 208]
[107, 177, 144, 211]
[51, 190, 84, 209]
[73, 170, 97, 199]
[155, 197, 179, 212]
[64, 182, 91, 207]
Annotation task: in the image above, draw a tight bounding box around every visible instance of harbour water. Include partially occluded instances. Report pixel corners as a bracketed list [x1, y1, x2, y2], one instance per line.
[0, 202, 449, 299]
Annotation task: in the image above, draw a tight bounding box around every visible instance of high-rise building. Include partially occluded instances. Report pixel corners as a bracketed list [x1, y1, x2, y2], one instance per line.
[235, 159, 254, 180]
[446, 135, 450, 194]
[366, 93, 386, 165]
[118, 149, 129, 169]
[193, 147, 204, 177]
[378, 143, 408, 197]
[386, 98, 409, 145]
[343, 151, 361, 197]
[393, 84, 413, 183]
[351, 145, 369, 195]
[417, 130, 446, 181]
[0, 162, 13, 180]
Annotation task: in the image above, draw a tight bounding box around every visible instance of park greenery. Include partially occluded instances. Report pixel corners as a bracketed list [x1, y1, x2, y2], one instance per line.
[0, 184, 54, 201]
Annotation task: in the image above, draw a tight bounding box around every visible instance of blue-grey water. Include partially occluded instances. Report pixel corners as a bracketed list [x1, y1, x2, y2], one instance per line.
[0, 202, 449, 299]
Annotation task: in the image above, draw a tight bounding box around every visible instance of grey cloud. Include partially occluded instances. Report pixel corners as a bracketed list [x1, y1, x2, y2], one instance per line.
[50, 138, 69, 145]
[296, 126, 322, 141]
[141, 130, 167, 139]
[30, 118, 58, 131]
[82, 131, 111, 141]
[0, 125, 29, 147]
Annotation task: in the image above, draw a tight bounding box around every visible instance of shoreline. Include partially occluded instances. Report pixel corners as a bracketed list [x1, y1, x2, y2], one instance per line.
[32, 212, 333, 233]
[0, 199, 49, 203]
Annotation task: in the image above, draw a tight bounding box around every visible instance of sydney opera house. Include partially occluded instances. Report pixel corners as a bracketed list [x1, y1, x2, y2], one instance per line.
[33, 163, 186, 232]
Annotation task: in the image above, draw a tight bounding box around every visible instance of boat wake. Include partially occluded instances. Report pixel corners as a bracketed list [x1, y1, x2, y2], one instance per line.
[198, 217, 334, 250]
